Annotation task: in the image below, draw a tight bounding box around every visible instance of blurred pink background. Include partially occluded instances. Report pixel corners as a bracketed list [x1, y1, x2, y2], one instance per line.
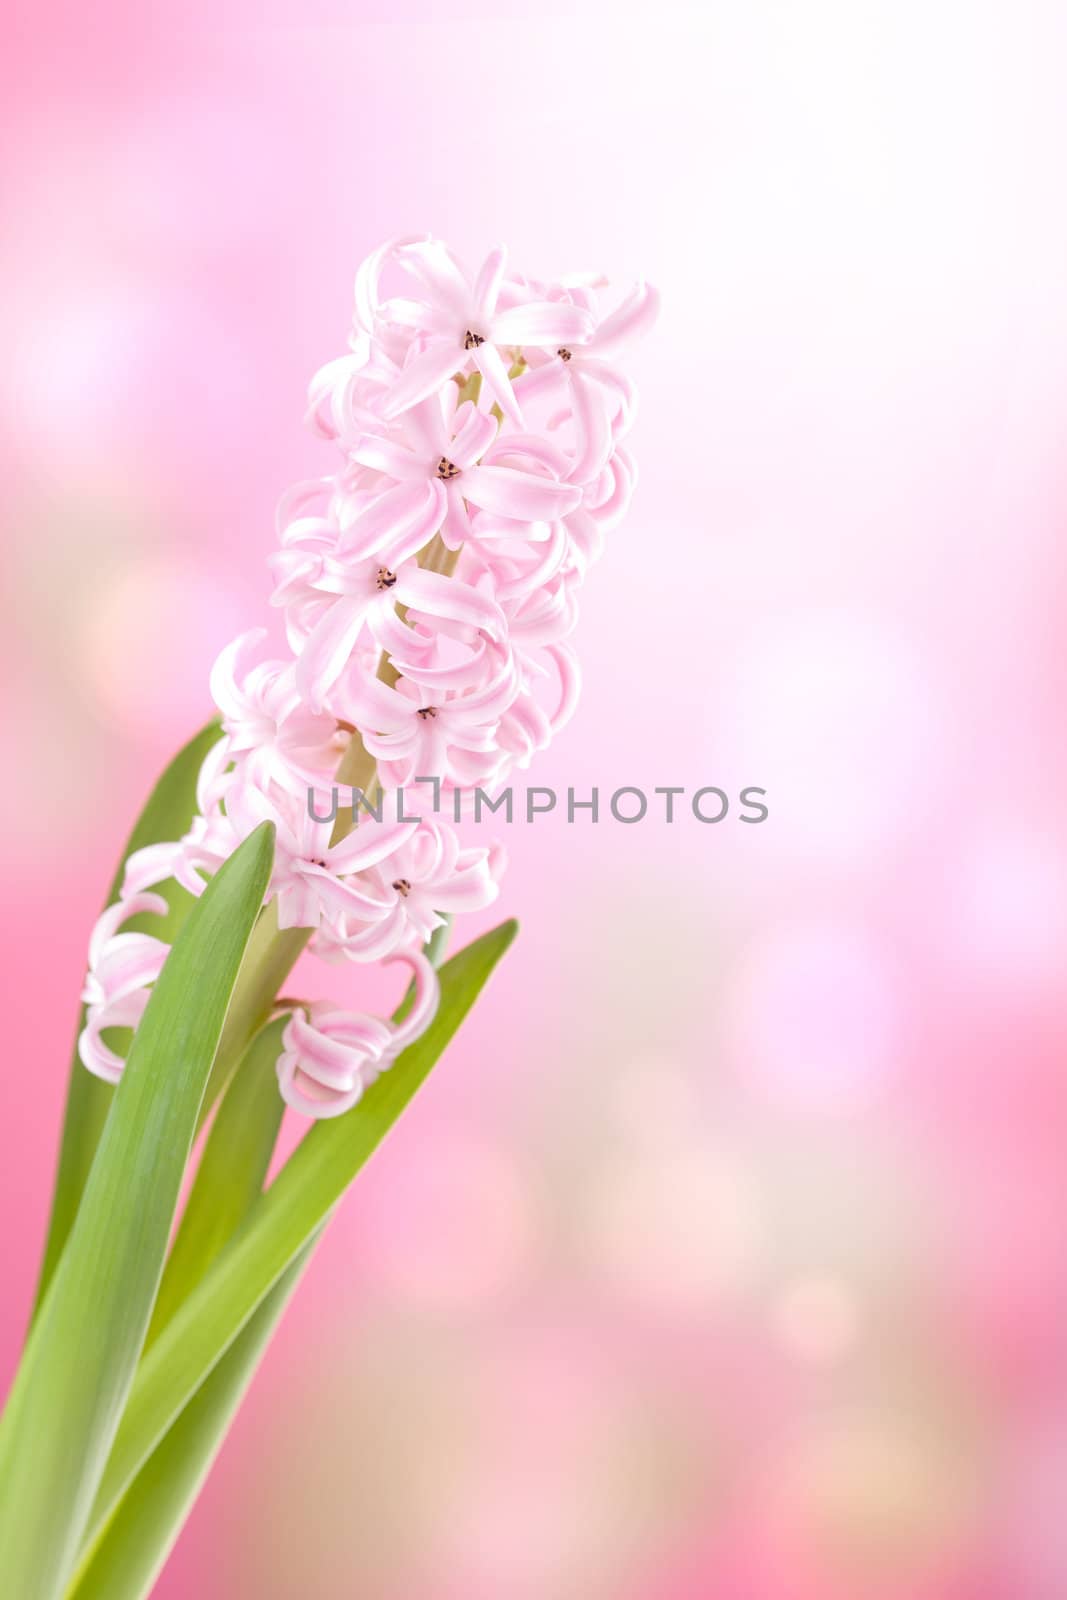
[3, 1, 1067, 1594]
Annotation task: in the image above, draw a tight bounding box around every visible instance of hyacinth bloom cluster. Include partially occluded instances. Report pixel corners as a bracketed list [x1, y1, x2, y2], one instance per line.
[78, 237, 657, 1117]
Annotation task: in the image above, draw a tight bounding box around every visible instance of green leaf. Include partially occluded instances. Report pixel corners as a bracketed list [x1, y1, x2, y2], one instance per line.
[198, 907, 310, 1129]
[66, 911, 462, 1596]
[35, 720, 224, 1314]
[66, 1018, 300, 1599]
[80, 919, 517, 1558]
[65, 1245, 317, 1600]
[148, 1016, 288, 1341]
[0, 823, 275, 1600]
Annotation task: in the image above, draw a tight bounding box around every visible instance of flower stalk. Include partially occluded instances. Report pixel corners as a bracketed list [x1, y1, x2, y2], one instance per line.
[76, 237, 656, 1118]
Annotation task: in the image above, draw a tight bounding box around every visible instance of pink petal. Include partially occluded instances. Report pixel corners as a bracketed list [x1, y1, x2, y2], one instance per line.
[351, 436, 423, 483]
[471, 341, 524, 427]
[387, 949, 441, 1052]
[431, 858, 500, 913]
[449, 402, 498, 467]
[440, 481, 473, 551]
[354, 232, 429, 332]
[547, 642, 582, 732]
[381, 340, 464, 420]
[209, 628, 268, 719]
[512, 361, 565, 406]
[395, 239, 472, 318]
[472, 246, 508, 322]
[121, 844, 184, 898]
[276, 1057, 362, 1118]
[489, 302, 594, 348]
[402, 393, 450, 460]
[343, 673, 413, 733]
[327, 816, 419, 874]
[388, 637, 490, 690]
[568, 368, 615, 484]
[395, 566, 506, 636]
[283, 1012, 362, 1088]
[464, 463, 581, 521]
[295, 594, 372, 710]
[592, 281, 661, 360]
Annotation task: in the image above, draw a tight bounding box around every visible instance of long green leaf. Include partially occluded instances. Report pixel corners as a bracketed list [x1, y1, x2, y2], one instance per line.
[67, 915, 458, 1595]
[68, 1019, 300, 1599]
[0, 823, 275, 1600]
[149, 1016, 288, 1341]
[80, 919, 517, 1557]
[66, 1244, 316, 1600]
[35, 720, 224, 1313]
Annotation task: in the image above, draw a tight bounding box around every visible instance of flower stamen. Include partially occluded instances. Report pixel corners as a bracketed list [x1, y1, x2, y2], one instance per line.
[557, 347, 573, 362]
[464, 330, 485, 350]
[376, 567, 397, 590]
[435, 457, 461, 480]
[392, 878, 412, 897]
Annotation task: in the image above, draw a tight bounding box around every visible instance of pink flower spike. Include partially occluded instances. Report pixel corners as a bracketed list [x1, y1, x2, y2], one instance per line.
[77, 236, 653, 1117]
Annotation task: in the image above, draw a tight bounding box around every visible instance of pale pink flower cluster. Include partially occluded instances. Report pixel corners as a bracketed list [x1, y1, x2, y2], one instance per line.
[79, 237, 657, 1116]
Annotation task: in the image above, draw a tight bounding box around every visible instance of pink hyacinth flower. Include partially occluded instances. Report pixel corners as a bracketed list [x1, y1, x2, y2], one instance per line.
[79, 893, 171, 1082]
[380, 243, 594, 427]
[210, 629, 345, 794]
[315, 819, 504, 963]
[519, 280, 659, 482]
[341, 647, 517, 791]
[276, 947, 439, 1118]
[276, 547, 506, 713]
[351, 392, 581, 555]
[223, 784, 416, 933]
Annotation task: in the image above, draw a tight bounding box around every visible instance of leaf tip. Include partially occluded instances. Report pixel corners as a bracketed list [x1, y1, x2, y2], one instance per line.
[245, 820, 277, 876]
